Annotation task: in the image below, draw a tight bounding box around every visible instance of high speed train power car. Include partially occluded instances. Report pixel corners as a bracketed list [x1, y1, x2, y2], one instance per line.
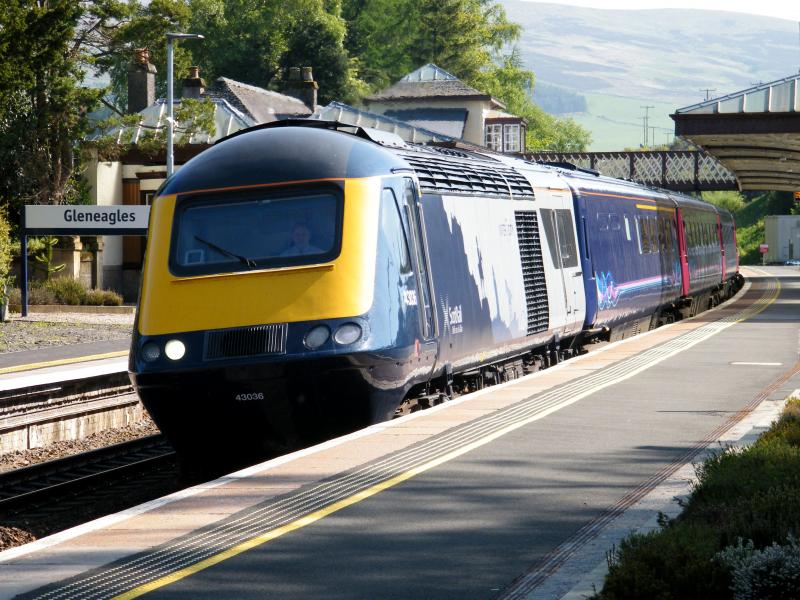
[129, 120, 741, 466]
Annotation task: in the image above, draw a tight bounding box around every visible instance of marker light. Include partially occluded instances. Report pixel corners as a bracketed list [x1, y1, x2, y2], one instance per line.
[304, 325, 330, 350]
[141, 342, 161, 362]
[334, 323, 362, 345]
[165, 339, 186, 360]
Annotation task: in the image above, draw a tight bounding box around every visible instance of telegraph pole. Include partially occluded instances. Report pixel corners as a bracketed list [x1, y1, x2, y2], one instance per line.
[640, 105, 654, 146]
[700, 88, 716, 101]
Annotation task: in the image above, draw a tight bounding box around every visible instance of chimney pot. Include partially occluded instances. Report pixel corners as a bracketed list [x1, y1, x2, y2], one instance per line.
[128, 48, 157, 114]
[283, 66, 318, 113]
[182, 66, 206, 100]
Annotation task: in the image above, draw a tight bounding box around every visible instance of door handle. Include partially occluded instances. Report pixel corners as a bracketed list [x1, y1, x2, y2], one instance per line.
[573, 271, 583, 277]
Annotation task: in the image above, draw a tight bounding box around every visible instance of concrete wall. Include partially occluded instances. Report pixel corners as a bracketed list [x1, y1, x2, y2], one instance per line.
[87, 159, 171, 297]
[765, 215, 800, 263]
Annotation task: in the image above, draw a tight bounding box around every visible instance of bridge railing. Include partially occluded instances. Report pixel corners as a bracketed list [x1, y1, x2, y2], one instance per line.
[523, 150, 738, 192]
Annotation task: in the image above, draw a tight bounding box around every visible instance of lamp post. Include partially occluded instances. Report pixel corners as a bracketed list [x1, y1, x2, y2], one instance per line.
[166, 32, 204, 176]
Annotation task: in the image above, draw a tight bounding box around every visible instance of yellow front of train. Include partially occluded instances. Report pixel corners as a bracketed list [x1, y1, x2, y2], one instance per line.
[129, 124, 417, 465]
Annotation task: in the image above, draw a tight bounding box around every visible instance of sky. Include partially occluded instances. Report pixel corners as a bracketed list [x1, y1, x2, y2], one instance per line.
[525, 0, 800, 22]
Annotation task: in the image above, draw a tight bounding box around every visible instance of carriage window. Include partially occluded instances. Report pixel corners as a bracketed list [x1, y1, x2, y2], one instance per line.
[169, 185, 342, 276]
[609, 213, 621, 231]
[597, 212, 609, 231]
[640, 216, 650, 254]
[541, 209, 578, 268]
[381, 189, 412, 275]
[556, 209, 578, 268]
[635, 217, 643, 254]
[650, 218, 659, 253]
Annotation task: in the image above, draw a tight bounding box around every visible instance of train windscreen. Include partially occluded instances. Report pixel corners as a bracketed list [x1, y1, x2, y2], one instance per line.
[168, 185, 343, 276]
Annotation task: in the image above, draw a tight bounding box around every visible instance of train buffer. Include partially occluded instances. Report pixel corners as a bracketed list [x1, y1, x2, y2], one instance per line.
[1, 267, 799, 599]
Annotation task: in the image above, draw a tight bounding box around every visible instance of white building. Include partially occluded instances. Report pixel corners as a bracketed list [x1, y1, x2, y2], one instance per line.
[764, 215, 800, 263]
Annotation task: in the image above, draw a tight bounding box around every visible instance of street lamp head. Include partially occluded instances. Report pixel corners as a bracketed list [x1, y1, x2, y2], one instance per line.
[166, 32, 205, 40]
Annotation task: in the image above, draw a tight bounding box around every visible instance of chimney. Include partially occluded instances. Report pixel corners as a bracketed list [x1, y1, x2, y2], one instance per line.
[127, 48, 157, 114]
[182, 66, 206, 100]
[284, 66, 318, 112]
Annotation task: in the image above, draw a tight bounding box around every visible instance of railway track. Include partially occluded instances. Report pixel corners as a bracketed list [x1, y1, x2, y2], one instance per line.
[0, 434, 177, 518]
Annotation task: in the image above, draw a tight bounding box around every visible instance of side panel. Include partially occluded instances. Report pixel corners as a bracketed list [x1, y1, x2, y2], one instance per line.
[570, 186, 681, 330]
[421, 193, 551, 372]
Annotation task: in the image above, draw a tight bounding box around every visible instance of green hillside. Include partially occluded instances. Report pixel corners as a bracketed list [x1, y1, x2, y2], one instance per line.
[570, 93, 677, 150]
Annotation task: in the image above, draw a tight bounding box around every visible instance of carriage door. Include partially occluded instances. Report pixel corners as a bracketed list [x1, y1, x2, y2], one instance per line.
[542, 194, 584, 334]
[401, 178, 438, 342]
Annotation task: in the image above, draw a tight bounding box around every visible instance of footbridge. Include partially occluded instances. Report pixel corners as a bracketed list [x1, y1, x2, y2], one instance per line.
[524, 149, 738, 192]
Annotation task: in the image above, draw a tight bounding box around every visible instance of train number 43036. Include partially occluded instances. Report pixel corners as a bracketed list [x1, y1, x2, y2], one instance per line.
[235, 392, 265, 402]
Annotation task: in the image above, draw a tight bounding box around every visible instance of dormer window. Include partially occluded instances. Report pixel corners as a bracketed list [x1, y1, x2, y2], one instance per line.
[485, 124, 503, 151]
[484, 117, 526, 154]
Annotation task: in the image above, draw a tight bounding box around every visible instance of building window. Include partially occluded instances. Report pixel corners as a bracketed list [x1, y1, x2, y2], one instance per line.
[485, 124, 503, 151]
[503, 124, 521, 153]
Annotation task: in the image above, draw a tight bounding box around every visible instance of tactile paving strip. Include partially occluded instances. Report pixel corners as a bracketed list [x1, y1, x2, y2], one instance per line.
[23, 277, 778, 600]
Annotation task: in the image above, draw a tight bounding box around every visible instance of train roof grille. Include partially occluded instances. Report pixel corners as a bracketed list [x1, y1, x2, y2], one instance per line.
[396, 152, 535, 199]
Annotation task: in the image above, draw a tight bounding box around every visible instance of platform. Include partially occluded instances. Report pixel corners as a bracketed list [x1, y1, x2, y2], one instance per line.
[1, 266, 798, 599]
[0, 340, 128, 377]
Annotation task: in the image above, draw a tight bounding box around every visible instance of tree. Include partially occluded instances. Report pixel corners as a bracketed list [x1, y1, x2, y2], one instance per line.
[342, 0, 591, 151]
[0, 0, 108, 209]
[187, 0, 363, 103]
[98, 0, 195, 112]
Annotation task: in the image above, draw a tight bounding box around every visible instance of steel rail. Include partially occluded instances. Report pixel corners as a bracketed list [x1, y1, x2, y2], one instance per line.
[0, 434, 175, 513]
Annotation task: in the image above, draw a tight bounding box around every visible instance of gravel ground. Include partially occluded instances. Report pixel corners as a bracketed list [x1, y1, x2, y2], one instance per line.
[0, 311, 133, 353]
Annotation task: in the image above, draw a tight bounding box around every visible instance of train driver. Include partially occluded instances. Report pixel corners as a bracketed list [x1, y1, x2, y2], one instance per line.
[281, 221, 324, 256]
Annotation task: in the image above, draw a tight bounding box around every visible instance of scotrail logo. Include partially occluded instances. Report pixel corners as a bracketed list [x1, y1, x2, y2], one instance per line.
[441, 297, 464, 335]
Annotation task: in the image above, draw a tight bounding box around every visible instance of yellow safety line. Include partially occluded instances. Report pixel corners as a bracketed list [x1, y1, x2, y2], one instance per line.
[0, 351, 128, 375]
[114, 276, 779, 599]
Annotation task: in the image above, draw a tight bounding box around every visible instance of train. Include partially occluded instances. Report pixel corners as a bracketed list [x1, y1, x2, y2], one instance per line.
[129, 120, 742, 468]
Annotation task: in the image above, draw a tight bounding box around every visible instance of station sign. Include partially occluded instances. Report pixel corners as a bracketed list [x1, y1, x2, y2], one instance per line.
[759, 243, 769, 254]
[23, 204, 150, 235]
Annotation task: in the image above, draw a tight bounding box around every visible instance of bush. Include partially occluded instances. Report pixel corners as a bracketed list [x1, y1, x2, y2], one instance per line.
[8, 282, 123, 307]
[85, 289, 123, 306]
[599, 523, 730, 599]
[682, 441, 800, 548]
[0, 212, 12, 299]
[717, 536, 800, 600]
[758, 399, 800, 448]
[27, 285, 57, 305]
[42, 277, 87, 305]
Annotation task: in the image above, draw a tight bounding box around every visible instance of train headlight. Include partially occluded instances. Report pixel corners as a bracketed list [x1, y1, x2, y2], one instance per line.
[141, 342, 161, 362]
[304, 325, 330, 350]
[165, 339, 186, 360]
[334, 323, 362, 345]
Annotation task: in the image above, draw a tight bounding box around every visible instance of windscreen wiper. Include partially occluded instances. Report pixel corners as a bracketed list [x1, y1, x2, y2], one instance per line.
[194, 235, 257, 269]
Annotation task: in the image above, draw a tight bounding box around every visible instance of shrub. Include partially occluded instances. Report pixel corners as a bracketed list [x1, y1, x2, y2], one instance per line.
[0, 212, 12, 299]
[84, 289, 123, 306]
[682, 441, 800, 548]
[99, 289, 123, 306]
[42, 277, 87, 305]
[717, 536, 800, 600]
[599, 523, 730, 599]
[758, 398, 800, 448]
[27, 284, 57, 305]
